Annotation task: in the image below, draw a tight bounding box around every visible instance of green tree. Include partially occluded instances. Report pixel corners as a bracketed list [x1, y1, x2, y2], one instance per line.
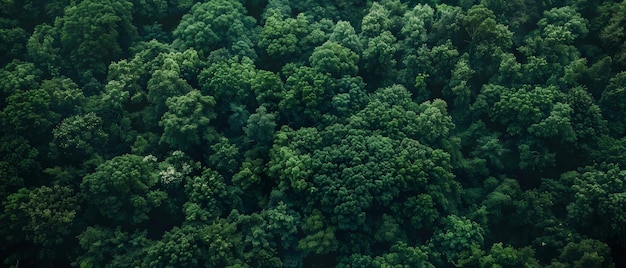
[172, 0, 256, 57]
[0, 134, 40, 179]
[403, 40, 460, 96]
[278, 65, 334, 126]
[378, 0, 409, 35]
[548, 239, 615, 268]
[0, 60, 42, 95]
[309, 41, 359, 78]
[518, 6, 588, 85]
[239, 106, 278, 196]
[329, 76, 368, 119]
[40, 77, 85, 116]
[566, 86, 608, 154]
[329, 21, 363, 54]
[0, 21, 28, 66]
[595, 1, 626, 69]
[2, 185, 78, 264]
[341, 240, 435, 267]
[245, 106, 277, 147]
[258, 12, 311, 61]
[251, 70, 284, 111]
[80, 154, 167, 225]
[488, 85, 576, 171]
[348, 85, 456, 150]
[232, 159, 266, 196]
[430, 4, 465, 46]
[289, 0, 366, 24]
[361, 30, 398, 88]
[461, 5, 513, 90]
[50, 112, 108, 162]
[198, 56, 257, 130]
[370, 242, 434, 267]
[488, 52, 523, 87]
[147, 57, 194, 121]
[159, 90, 218, 151]
[264, 201, 299, 257]
[475, 176, 556, 246]
[143, 221, 245, 267]
[268, 124, 460, 236]
[479, 0, 530, 29]
[469, 130, 510, 172]
[565, 164, 626, 242]
[130, 0, 193, 21]
[2, 1, 626, 266]
[10, 0, 69, 26]
[462, 4, 512, 49]
[183, 168, 232, 223]
[399, 4, 434, 49]
[445, 54, 475, 118]
[0, 163, 23, 207]
[599, 72, 626, 136]
[592, 136, 626, 166]
[227, 210, 284, 267]
[480, 243, 541, 268]
[207, 137, 241, 177]
[26, 24, 62, 75]
[428, 215, 485, 266]
[360, 2, 392, 38]
[76, 226, 150, 268]
[0, 87, 61, 140]
[56, 0, 136, 79]
[261, 0, 291, 20]
[297, 209, 339, 255]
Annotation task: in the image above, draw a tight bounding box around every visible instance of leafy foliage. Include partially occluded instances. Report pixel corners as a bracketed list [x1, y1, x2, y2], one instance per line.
[159, 90, 218, 151]
[80, 154, 167, 225]
[1, 1, 625, 267]
[57, 0, 136, 79]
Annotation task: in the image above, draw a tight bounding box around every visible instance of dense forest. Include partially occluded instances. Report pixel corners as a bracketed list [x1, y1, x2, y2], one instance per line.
[1, 0, 625, 267]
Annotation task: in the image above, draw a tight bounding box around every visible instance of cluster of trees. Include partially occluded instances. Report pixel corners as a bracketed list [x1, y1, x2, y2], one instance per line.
[1, 0, 625, 267]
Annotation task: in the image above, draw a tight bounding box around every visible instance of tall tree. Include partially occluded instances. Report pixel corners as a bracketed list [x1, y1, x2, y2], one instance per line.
[76, 226, 150, 268]
[143, 220, 245, 267]
[49, 112, 108, 162]
[172, 0, 257, 57]
[278, 65, 335, 127]
[0, 87, 61, 140]
[599, 72, 626, 136]
[2, 185, 79, 265]
[159, 90, 218, 152]
[258, 12, 310, 63]
[565, 164, 626, 243]
[56, 0, 136, 80]
[80, 154, 167, 225]
[309, 41, 359, 78]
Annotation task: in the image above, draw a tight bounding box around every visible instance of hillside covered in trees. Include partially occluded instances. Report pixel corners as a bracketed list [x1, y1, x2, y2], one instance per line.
[1, 0, 626, 267]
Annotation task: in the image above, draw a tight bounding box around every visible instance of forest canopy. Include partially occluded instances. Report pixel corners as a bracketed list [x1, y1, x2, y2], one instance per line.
[1, 0, 626, 267]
